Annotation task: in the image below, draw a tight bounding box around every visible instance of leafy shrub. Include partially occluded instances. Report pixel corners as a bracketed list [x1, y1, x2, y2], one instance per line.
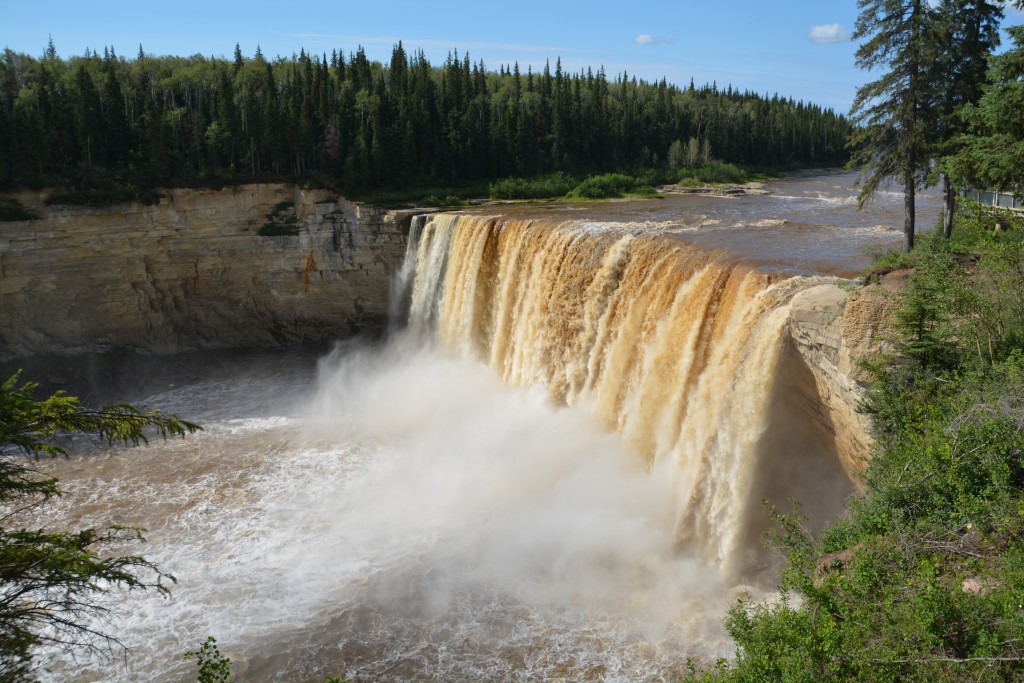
[566, 173, 658, 199]
[488, 172, 576, 199]
[184, 636, 233, 683]
[422, 194, 465, 207]
[676, 162, 748, 186]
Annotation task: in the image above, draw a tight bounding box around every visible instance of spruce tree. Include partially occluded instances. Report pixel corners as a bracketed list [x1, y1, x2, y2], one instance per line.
[944, 19, 1024, 195]
[931, 0, 1003, 238]
[849, 0, 937, 251]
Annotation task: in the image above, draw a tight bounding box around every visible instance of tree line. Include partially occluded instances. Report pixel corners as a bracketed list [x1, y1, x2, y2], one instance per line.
[0, 41, 851, 194]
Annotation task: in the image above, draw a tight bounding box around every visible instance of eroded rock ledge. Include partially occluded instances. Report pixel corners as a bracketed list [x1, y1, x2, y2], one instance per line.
[0, 185, 414, 360]
[785, 281, 899, 478]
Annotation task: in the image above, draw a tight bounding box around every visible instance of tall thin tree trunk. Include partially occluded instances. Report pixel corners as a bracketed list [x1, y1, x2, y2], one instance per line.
[904, 170, 916, 252]
[942, 173, 956, 239]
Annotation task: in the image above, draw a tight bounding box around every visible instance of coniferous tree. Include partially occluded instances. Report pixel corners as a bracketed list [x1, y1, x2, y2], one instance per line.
[849, 0, 937, 252]
[944, 14, 1024, 196]
[930, 0, 1003, 237]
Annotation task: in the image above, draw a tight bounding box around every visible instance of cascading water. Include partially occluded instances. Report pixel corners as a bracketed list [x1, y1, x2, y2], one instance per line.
[401, 213, 851, 579]
[20, 182, 872, 681]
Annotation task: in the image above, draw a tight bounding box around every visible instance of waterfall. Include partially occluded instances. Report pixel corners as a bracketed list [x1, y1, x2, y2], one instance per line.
[27, 207, 865, 682]
[403, 213, 851, 578]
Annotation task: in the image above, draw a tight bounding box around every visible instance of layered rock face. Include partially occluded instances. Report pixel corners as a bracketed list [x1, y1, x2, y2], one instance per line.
[0, 185, 412, 359]
[785, 283, 898, 478]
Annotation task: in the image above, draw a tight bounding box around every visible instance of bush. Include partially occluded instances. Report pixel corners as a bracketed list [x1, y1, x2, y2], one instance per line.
[258, 201, 300, 236]
[676, 162, 748, 186]
[422, 194, 465, 207]
[184, 637, 233, 683]
[566, 173, 657, 199]
[488, 172, 576, 199]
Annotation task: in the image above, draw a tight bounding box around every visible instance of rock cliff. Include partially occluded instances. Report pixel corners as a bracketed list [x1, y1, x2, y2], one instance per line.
[784, 282, 899, 478]
[0, 185, 413, 360]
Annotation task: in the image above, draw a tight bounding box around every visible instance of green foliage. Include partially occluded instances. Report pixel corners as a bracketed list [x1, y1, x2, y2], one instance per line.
[0, 372, 199, 681]
[488, 172, 576, 199]
[676, 162, 749, 186]
[861, 247, 919, 284]
[944, 25, 1024, 193]
[566, 173, 657, 199]
[0, 199, 36, 222]
[895, 243, 968, 367]
[184, 636, 233, 683]
[488, 171, 663, 200]
[349, 182, 488, 207]
[421, 194, 467, 207]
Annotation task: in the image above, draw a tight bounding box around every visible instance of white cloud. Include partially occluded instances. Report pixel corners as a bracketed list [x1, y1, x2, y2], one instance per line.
[635, 34, 672, 46]
[808, 23, 849, 45]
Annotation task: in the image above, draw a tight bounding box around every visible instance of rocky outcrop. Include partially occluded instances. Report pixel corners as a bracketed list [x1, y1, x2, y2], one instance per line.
[0, 185, 414, 360]
[785, 282, 899, 478]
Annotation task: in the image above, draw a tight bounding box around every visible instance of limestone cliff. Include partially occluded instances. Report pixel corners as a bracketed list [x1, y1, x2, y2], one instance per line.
[0, 185, 412, 359]
[785, 282, 899, 478]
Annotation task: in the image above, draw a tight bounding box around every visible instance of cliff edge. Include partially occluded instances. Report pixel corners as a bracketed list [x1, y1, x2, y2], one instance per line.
[0, 185, 412, 359]
[785, 282, 899, 479]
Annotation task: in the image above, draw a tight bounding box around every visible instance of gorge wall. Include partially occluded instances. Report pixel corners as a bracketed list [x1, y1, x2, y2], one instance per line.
[0, 185, 413, 360]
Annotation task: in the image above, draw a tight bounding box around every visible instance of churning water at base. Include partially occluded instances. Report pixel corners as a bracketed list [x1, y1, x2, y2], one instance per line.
[30, 343, 752, 682]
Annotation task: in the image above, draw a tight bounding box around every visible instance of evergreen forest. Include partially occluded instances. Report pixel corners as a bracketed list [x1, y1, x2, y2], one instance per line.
[0, 42, 851, 195]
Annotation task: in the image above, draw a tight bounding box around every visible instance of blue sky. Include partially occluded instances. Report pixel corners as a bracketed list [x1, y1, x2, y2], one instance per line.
[2, 1, 1023, 113]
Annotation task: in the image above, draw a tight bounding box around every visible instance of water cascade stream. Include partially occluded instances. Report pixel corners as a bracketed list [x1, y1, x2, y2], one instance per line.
[401, 213, 855, 579]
